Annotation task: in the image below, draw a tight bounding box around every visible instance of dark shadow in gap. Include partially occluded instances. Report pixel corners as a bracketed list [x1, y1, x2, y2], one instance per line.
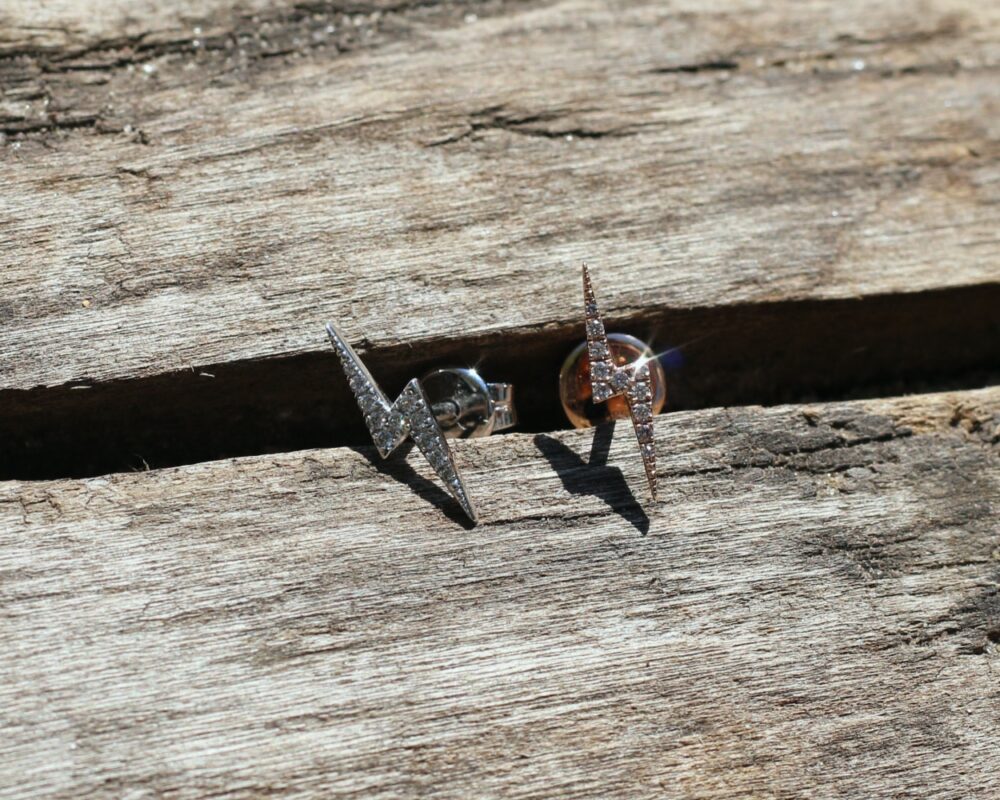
[5, 283, 999, 481]
[534, 422, 650, 535]
[349, 442, 476, 530]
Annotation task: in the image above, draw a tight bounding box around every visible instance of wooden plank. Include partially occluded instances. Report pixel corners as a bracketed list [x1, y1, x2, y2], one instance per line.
[2, 388, 998, 797]
[1, 0, 999, 392]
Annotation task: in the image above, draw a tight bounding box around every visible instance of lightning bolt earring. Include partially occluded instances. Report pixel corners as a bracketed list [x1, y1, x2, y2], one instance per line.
[558, 265, 667, 500]
[326, 323, 516, 523]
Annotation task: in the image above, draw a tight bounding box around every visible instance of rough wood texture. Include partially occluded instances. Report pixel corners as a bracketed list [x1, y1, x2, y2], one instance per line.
[2, 0, 999, 391]
[1, 388, 998, 798]
[4, 2, 1000, 795]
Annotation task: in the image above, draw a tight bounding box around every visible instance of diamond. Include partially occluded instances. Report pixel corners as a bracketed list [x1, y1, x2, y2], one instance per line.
[589, 341, 609, 360]
[610, 370, 630, 392]
[632, 381, 651, 401]
[632, 403, 652, 423]
[591, 362, 611, 381]
[592, 382, 612, 403]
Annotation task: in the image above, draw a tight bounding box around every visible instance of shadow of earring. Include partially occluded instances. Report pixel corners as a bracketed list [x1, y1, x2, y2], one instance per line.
[350, 442, 476, 530]
[533, 422, 649, 535]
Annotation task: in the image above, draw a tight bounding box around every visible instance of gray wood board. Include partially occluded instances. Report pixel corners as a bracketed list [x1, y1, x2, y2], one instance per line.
[2, 387, 998, 798]
[1, 0, 999, 392]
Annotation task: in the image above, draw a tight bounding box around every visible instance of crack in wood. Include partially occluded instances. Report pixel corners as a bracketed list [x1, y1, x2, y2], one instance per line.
[0, 0, 538, 140]
[428, 106, 643, 146]
[1, 285, 997, 481]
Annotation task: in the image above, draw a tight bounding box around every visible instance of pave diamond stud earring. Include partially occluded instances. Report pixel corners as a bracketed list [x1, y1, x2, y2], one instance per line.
[558, 265, 666, 500]
[326, 323, 516, 524]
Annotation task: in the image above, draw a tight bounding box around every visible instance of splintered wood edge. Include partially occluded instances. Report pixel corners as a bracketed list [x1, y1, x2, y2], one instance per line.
[1, 388, 998, 798]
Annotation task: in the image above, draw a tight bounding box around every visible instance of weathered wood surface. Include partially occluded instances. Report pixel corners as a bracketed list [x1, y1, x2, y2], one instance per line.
[3, 1, 1000, 794]
[2, 0, 999, 391]
[1, 388, 998, 798]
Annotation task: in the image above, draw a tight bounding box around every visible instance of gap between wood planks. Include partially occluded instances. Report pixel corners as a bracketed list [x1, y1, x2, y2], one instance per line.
[2, 283, 999, 481]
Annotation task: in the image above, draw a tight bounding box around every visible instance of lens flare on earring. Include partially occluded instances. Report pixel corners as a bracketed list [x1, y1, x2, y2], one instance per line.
[558, 265, 664, 501]
[559, 333, 667, 428]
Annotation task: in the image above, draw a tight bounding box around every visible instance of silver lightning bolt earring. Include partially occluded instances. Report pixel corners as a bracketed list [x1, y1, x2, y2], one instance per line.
[558, 265, 667, 500]
[326, 323, 516, 523]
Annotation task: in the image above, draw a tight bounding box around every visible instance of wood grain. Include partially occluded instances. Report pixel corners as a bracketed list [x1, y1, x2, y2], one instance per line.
[3, 3, 999, 794]
[1, 0, 999, 392]
[2, 388, 998, 798]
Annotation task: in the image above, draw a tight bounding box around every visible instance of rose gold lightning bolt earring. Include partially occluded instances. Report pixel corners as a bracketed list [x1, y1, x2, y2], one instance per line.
[558, 265, 667, 500]
[326, 323, 516, 524]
